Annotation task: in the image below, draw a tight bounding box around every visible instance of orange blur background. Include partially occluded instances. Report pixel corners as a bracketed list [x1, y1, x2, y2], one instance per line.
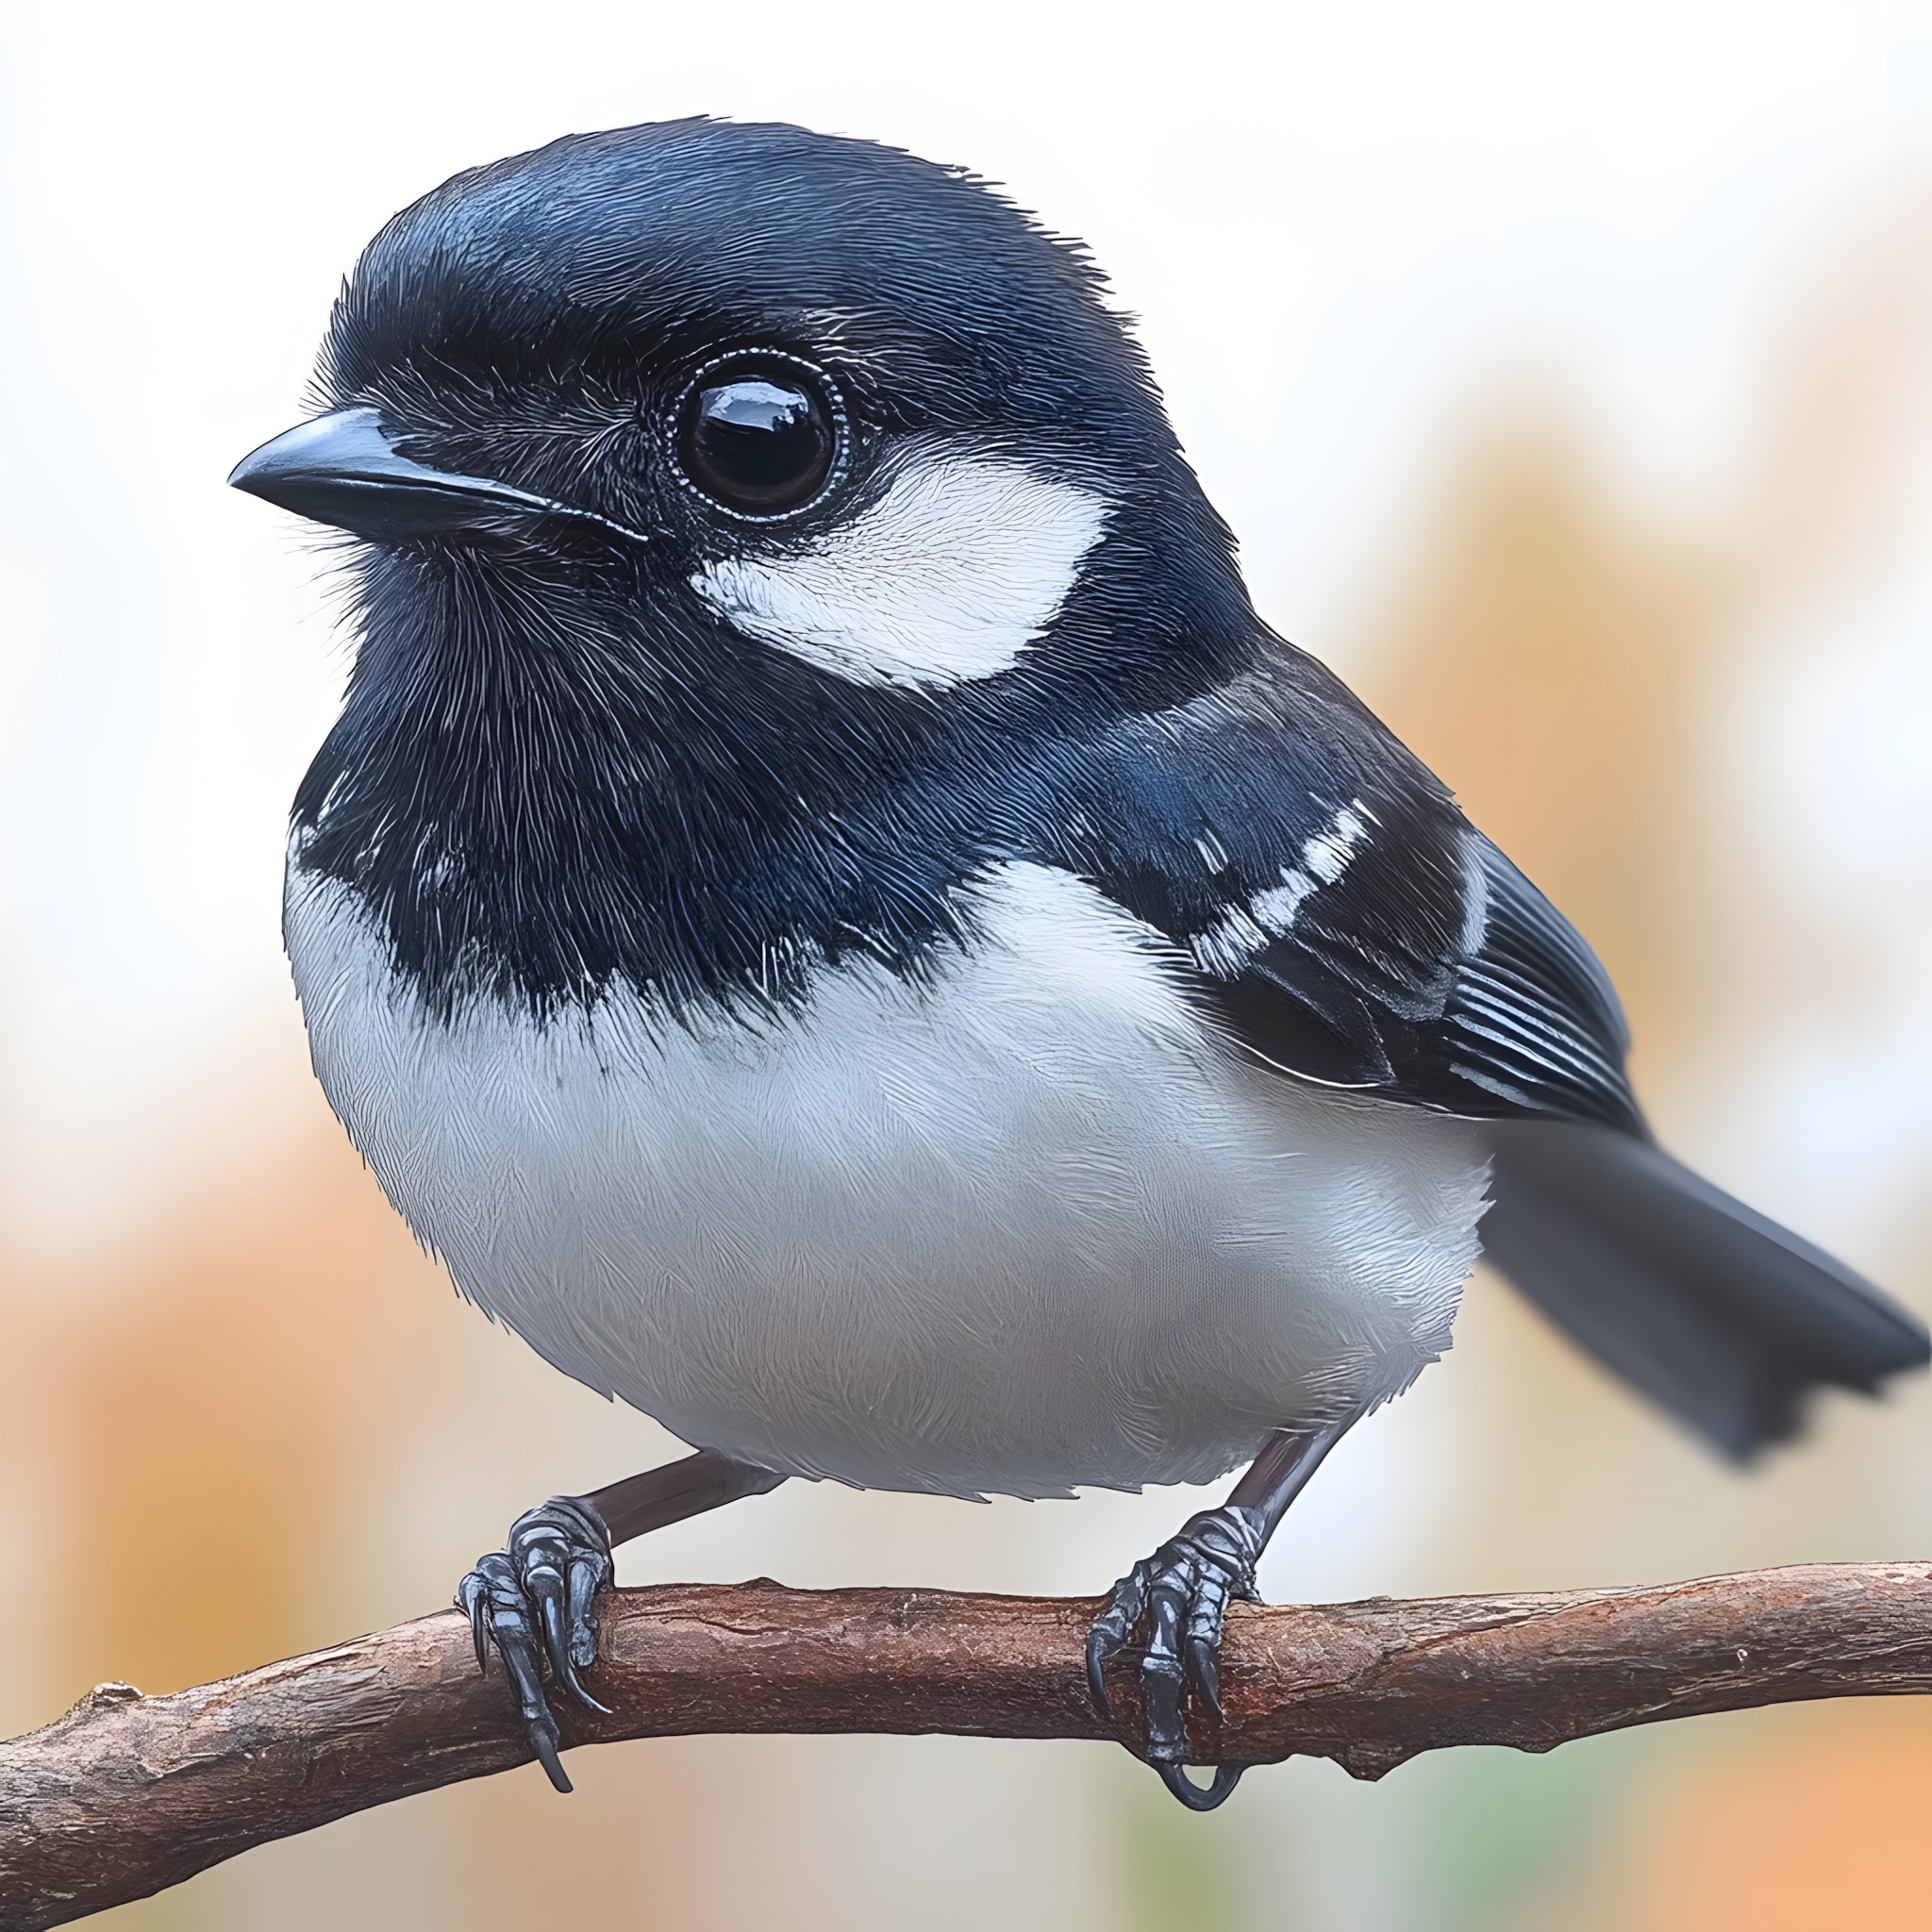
[3, 5, 1931, 1926]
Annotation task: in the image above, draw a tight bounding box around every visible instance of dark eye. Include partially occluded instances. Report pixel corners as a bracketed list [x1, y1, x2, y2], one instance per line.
[675, 356, 841, 517]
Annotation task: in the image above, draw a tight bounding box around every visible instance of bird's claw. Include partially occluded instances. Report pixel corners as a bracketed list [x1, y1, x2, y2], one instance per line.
[1087, 1505, 1265, 1809]
[457, 1495, 614, 1793]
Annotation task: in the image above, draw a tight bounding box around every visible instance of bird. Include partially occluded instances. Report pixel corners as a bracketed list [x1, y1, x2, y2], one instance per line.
[228, 116, 1928, 1810]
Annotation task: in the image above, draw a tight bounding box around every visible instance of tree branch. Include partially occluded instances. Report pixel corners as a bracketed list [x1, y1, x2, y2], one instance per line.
[5, 1562, 1932, 1927]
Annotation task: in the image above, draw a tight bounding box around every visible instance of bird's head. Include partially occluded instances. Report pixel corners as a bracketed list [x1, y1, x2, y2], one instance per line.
[233, 117, 1250, 712]
[237, 120, 1267, 1008]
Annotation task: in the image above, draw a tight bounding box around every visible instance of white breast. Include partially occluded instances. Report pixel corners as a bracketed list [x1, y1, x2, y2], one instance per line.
[285, 858, 1489, 1498]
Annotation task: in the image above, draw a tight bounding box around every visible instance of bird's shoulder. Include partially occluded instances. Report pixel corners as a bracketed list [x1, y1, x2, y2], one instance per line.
[1040, 648, 1641, 1133]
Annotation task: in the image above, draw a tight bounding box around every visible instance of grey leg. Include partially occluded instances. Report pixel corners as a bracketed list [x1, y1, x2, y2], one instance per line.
[458, 1449, 785, 1790]
[1086, 1419, 1353, 1810]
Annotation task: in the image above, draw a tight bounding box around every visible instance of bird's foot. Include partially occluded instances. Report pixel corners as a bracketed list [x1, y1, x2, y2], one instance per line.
[1086, 1504, 1265, 1811]
[457, 1495, 614, 1792]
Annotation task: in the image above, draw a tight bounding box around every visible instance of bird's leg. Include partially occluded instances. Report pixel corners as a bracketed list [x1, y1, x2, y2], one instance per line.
[457, 1448, 784, 1791]
[1086, 1418, 1354, 1810]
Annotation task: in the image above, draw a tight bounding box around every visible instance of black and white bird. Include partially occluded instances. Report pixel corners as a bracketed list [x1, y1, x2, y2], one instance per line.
[230, 118, 1927, 1809]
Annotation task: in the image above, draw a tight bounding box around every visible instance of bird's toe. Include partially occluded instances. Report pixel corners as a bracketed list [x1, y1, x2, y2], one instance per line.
[458, 1495, 615, 1792]
[1087, 1505, 1266, 1810]
[1087, 1557, 1152, 1716]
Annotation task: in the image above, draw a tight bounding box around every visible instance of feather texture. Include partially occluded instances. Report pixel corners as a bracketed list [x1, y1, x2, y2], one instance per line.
[287, 852, 1490, 1496]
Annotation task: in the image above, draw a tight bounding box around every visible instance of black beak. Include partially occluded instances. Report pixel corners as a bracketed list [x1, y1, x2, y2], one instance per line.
[227, 407, 646, 544]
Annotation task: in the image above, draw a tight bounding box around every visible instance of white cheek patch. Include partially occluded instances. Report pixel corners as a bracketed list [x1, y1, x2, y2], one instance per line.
[691, 446, 1111, 689]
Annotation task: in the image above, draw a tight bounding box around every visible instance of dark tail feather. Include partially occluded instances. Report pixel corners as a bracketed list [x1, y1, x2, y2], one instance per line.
[1480, 1120, 1928, 1458]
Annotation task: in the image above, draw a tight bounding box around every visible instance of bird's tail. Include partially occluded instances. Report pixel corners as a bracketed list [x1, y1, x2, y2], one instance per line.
[1479, 1120, 1928, 1458]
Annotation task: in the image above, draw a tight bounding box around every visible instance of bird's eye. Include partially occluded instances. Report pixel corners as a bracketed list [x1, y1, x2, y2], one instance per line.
[674, 355, 841, 518]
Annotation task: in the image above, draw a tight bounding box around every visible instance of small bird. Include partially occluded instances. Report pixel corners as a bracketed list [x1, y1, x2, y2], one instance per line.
[231, 118, 1926, 1809]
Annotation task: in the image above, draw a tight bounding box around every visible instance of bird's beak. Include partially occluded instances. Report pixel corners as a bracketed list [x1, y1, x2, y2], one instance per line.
[227, 406, 644, 544]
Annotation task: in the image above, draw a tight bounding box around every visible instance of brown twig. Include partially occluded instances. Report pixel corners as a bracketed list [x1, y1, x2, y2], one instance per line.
[4, 1562, 1932, 1927]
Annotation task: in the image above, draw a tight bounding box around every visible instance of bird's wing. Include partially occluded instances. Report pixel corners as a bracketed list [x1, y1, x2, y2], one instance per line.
[1050, 649, 1927, 1455]
[1061, 653, 1641, 1133]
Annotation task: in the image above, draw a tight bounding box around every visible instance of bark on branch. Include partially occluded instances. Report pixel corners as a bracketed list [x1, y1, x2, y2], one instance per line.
[6, 1562, 1932, 1928]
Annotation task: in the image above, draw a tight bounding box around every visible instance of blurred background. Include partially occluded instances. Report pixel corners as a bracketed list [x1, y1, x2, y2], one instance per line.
[3, 1, 1930, 1924]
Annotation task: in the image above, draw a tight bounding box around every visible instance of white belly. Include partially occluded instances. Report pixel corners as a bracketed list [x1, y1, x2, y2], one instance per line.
[286, 857, 1488, 1498]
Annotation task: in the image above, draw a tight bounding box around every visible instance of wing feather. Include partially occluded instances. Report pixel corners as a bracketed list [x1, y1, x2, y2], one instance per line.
[1062, 656, 1641, 1133]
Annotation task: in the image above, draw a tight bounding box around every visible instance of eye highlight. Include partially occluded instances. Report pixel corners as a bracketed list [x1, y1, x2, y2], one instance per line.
[673, 353, 843, 519]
